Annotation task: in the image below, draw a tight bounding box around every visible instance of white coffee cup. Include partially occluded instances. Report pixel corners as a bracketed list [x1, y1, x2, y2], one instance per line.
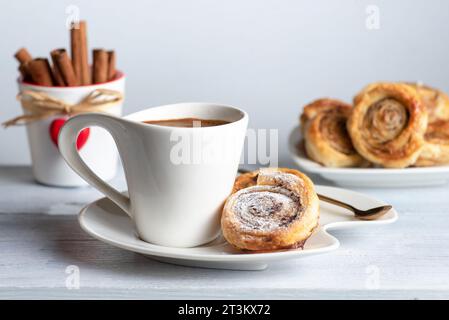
[18, 73, 125, 187]
[58, 103, 248, 247]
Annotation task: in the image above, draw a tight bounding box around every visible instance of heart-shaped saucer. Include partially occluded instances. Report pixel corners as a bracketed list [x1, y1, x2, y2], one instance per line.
[78, 185, 398, 270]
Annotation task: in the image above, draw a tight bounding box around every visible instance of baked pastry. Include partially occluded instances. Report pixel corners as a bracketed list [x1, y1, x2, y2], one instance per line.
[406, 83, 449, 123]
[353, 83, 376, 105]
[415, 120, 449, 166]
[348, 82, 428, 168]
[221, 168, 319, 251]
[355, 82, 449, 123]
[300, 98, 366, 167]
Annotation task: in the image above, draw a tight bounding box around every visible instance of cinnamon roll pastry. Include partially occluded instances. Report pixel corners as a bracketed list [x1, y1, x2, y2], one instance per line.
[353, 82, 382, 105]
[348, 83, 428, 168]
[415, 120, 449, 166]
[300, 99, 366, 167]
[222, 168, 319, 251]
[355, 82, 449, 123]
[406, 83, 449, 123]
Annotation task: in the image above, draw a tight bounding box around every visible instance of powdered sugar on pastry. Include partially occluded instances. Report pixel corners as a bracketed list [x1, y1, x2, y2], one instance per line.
[231, 186, 301, 232]
[257, 168, 304, 196]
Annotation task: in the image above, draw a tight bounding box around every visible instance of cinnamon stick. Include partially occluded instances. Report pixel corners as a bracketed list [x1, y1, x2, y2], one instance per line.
[70, 20, 90, 85]
[70, 23, 81, 83]
[51, 49, 79, 86]
[14, 48, 33, 81]
[107, 51, 116, 81]
[92, 49, 108, 84]
[14, 48, 32, 65]
[79, 21, 90, 84]
[18, 64, 32, 82]
[27, 58, 54, 86]
[50, 50, 66, 86]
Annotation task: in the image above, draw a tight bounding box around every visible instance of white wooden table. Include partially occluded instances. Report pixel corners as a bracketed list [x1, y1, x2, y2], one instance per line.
[1, 166, 448, 299]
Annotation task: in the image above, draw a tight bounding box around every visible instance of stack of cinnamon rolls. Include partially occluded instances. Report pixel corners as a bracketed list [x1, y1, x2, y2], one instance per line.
[300, 82, 449, 168]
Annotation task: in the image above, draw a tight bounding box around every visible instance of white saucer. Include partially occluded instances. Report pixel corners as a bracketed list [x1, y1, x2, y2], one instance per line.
[78, 186, 398, 270]
[289, 126, 449, 187]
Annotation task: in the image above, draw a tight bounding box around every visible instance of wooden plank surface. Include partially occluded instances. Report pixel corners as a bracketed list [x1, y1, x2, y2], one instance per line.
[0, 166, 448, 299]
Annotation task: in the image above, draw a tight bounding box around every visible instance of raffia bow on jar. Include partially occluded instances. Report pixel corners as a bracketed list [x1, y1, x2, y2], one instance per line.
[3, 88, 123, 127]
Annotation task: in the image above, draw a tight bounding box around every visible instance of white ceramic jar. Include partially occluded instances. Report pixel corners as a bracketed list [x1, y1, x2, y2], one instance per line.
[18, 72, 125, 187]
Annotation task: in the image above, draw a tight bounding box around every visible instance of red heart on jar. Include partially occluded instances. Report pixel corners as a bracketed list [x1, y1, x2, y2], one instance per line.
[49, 118, 90, 150]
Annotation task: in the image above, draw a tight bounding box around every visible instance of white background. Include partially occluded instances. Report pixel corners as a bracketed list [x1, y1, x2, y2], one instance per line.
[1, 0, 449, 165]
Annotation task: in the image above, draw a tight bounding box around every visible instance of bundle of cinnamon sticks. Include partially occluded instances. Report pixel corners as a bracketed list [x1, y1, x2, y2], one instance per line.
[14, 21, 117, 86]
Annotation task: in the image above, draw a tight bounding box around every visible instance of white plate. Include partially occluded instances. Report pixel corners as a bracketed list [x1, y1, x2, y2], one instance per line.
[78, 186, 398, 271]
[289, 126, 449, 187]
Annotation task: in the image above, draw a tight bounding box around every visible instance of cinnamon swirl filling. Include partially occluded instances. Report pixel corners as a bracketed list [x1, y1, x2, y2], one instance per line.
[363, 98, 409, 144]
[232, 187, 301, 232]
[319, 112, 355, 155]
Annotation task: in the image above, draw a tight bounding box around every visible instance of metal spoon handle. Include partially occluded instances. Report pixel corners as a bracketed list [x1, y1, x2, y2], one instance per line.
[317, 193, 356, 212]
[318, 193, 392, 220]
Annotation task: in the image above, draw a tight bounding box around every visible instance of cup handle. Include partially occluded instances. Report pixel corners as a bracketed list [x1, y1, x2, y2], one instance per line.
[58, 113, 131, 217]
